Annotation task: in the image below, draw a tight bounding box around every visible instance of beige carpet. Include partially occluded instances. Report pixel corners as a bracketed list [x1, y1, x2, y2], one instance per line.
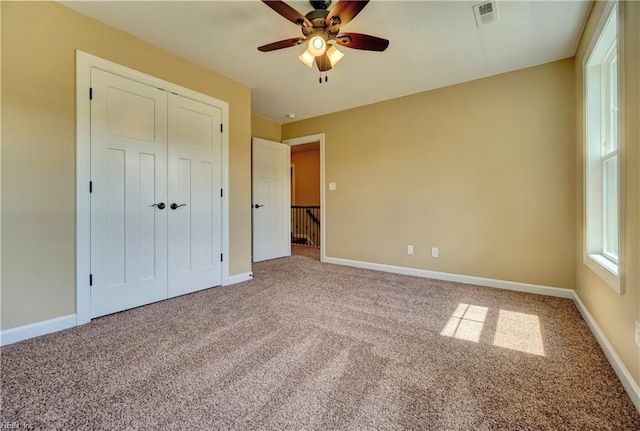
[292, 244, 320, 261]
[2, 254, 639, 430]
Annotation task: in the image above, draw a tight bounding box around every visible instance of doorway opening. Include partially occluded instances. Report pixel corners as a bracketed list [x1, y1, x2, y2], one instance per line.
[284, 134, 326, 262]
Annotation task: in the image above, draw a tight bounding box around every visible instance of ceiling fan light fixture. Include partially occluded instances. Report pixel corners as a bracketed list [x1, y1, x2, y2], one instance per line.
[257, 0, 389, 80]
[307, 34, 327, 56]
[326, 45, 344, 66]
[298, 49, 315, 68]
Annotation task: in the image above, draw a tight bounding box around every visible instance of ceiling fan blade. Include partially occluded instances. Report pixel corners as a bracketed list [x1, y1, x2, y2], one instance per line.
[315, 53, 332, 72]
[258, 37, 306, 52]
[262, 1, 312, 27]
[336, 33, 389, 51]
[325, 0, 369, 31]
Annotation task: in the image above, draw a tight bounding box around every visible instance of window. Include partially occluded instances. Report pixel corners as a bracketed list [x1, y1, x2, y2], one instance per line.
[602, 44, 618, 262]
[584, 1, 623, 293]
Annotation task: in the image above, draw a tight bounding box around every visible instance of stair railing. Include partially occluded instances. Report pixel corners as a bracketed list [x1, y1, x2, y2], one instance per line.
[291, 206, 320, 247]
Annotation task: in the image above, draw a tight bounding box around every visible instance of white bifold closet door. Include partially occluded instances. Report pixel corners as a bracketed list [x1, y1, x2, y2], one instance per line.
[90, 69, 222, 318]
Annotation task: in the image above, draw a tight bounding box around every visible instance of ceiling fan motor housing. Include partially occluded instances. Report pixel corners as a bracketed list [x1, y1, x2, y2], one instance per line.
[303, 9, 330, 36]
[309, 0, 331, 10]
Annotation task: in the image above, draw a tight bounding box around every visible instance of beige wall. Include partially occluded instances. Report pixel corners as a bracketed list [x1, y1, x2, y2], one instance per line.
[251, 115, 282, 142]
[1, 1, 252, 330]
[574, 1, 640, 384]
[283, 60, 575, 289]
[292, 149, 320, 207]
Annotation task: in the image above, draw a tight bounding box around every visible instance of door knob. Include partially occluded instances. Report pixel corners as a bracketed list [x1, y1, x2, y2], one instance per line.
[170, 203, 187, 210]
[253, 204, 264, 208]
[151, 202, 166, 210]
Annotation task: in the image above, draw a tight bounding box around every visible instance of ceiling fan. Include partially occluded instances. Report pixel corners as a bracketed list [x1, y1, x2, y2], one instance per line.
[258, 0, 389, 82]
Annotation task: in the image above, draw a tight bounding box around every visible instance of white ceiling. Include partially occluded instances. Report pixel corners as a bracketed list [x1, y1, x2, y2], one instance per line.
[60, 0, 591, 124]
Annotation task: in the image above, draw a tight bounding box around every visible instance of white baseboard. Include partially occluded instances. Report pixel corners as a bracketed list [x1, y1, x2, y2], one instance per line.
[1, 272, 254, 346]
[323, 256, 573, 298]
[292, 233, 317, 247]
[225, 271, 253, 285]
[0, 314, 77, 347]
[572, 292, 640, 412]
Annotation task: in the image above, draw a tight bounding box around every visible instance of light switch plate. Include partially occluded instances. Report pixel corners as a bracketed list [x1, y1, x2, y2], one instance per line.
[328, 182, 336, 191]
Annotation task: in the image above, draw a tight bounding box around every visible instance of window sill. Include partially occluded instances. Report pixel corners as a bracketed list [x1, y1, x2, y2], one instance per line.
[585, 253, 622, 294]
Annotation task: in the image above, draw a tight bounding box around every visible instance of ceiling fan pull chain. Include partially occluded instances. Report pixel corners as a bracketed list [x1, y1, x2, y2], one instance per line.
[325, 73, 328, 83]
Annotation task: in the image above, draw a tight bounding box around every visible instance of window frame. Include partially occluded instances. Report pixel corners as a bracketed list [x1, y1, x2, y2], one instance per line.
[601, 44, 618, 264]
[583, 0, 625, 294]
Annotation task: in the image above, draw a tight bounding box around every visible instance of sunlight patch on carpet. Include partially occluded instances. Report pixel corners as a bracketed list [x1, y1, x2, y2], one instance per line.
[440, 303, 488, 342]
[441, 304, 546, 356]
[493, 310, 545, 356]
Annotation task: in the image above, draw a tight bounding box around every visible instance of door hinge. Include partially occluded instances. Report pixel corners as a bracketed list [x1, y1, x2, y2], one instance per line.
[220, 124, 223, 133]
[89, 88, 93, 100]
[89, 274, 93, 286]
[220, 253, 223, 262]
[220, 188, 223, 198]
[89, 181, 93, 193]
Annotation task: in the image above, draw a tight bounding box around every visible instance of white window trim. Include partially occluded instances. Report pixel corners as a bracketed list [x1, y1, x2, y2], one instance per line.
[583, 0, 625, 294]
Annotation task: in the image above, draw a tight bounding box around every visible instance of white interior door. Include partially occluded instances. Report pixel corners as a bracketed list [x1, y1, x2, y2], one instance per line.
[252, 138, 290, 262]
[167, 94, 223, 296]
[90, 69, 168, 318]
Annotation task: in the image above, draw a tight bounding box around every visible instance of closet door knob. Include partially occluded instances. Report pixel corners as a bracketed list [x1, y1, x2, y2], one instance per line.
[170, 203, 187, 210]
[151, 202, 166, 210]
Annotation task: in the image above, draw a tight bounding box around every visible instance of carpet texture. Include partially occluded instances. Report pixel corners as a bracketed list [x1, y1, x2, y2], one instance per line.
[2, 255, 639, 430]
[291, 245, 320, 261]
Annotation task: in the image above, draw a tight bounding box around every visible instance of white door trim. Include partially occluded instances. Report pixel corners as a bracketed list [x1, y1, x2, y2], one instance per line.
[75, 50, 230, 325]
[283, 133, 326, 262]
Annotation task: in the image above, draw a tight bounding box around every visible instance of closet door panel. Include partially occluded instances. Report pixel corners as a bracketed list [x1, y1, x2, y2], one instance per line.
[168, 94, 223, 297]
[90, 69, 168, 318]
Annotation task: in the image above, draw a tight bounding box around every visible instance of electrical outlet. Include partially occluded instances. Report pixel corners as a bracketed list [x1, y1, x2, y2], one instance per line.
[432, 247, 439, 258]
[636, 321, 640, 349]
[407, 245, 414, 255]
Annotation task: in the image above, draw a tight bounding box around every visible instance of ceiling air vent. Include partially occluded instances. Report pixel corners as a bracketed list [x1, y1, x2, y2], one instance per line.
[473, 1, 499, 27]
